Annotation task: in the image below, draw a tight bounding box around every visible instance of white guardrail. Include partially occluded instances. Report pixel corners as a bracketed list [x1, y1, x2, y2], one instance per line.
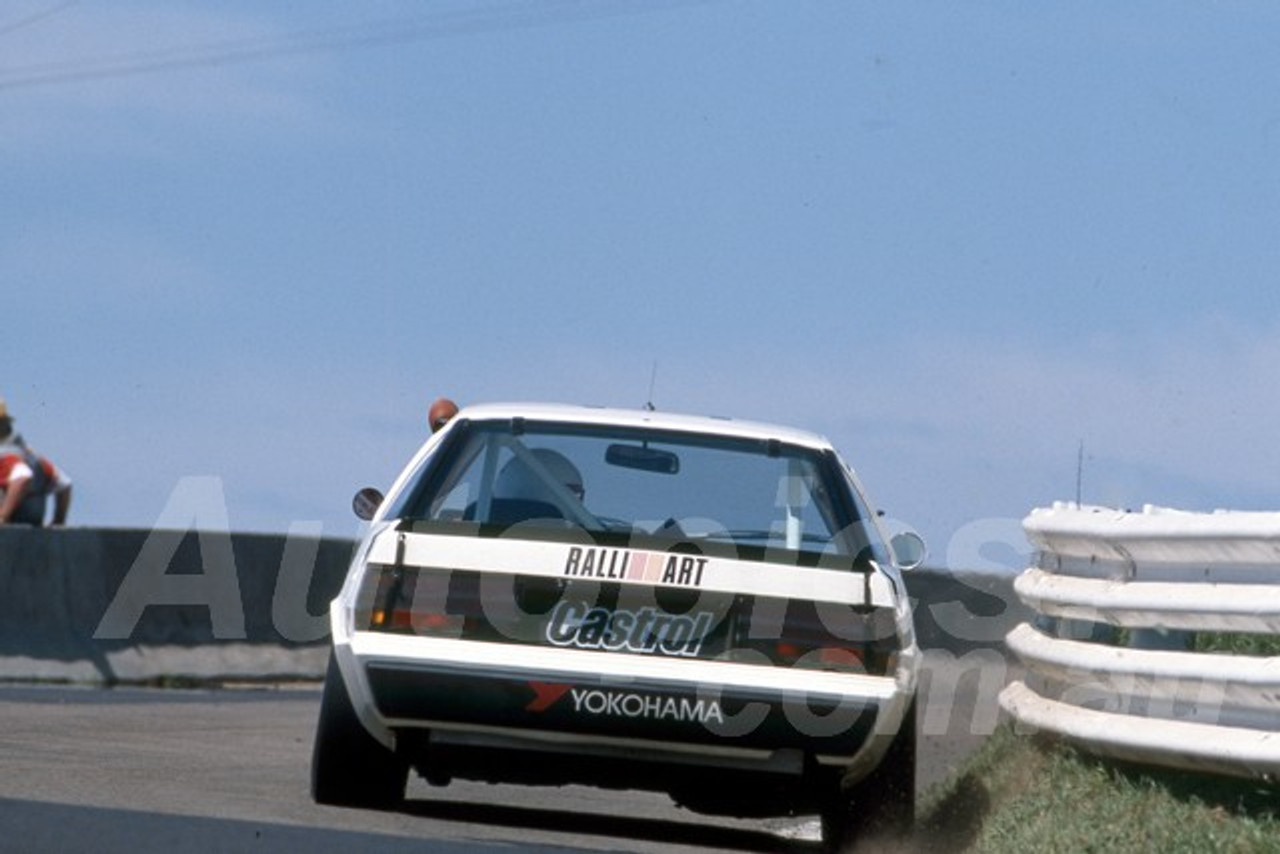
[998, 502, 1280, 782]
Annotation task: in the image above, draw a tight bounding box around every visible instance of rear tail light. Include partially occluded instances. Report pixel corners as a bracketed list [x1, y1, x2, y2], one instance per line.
[738, 597, 893, 676]
[772, 641, 866, 671]
[364, 565, 464, 636]
[766, 628, 868, 674]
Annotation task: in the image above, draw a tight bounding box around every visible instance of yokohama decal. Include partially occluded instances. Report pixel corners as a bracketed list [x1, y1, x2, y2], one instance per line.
[526, 682, 572, 712]
[569, 688, 724, 725]
[525, 682, 723, 725]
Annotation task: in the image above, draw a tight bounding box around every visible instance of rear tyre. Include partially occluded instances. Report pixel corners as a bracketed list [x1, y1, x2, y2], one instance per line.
[820, 697, 917, 852]
[310, 651, 408, 809]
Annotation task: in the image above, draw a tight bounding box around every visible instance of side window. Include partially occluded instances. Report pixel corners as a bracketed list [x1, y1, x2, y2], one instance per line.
[432, 468, 477, 521]
[428, 439, 514, 522]
[840, 465, 891, 565]
[771, 457, 835, 549]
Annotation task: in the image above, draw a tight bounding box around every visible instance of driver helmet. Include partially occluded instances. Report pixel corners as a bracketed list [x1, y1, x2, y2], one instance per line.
[495, 448, 584, 501]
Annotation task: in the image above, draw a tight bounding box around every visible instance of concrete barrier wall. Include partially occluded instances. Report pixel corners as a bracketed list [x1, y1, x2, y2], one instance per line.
[0, 526, 1025, 685]
[0, 526, 355, 684]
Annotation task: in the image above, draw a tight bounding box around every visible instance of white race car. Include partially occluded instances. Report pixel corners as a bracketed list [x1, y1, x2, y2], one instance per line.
[312, 403, 922, 849]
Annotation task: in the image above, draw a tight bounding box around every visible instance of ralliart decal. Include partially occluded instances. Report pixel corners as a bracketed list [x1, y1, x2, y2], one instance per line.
[562, 546, 708, 588]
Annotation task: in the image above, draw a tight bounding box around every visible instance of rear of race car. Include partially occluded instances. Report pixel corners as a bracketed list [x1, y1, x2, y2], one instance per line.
[311, 405, 920, 846]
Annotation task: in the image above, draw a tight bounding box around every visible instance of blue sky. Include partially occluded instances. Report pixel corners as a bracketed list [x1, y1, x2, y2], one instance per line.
[4, 1, 1279, 570]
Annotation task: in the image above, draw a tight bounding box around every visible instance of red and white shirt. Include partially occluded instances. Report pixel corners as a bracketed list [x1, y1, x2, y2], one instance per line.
[0, 452, 71, 493]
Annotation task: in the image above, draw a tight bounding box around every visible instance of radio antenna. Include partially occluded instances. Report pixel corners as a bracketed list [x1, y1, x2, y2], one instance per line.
[645, 362, 658, 411]
[1075, 439, 1084, 506]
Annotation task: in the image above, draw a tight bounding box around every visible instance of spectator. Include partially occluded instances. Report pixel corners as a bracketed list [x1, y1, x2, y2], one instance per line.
[0, 398, 27, 451]
[428, 397, 459, 433]
[0, 446, 72, 527]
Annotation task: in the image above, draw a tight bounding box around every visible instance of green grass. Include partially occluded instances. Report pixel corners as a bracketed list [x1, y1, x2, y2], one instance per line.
[914, 727, 1280, 853]
[1194, 632, 1280, 657]
[1098, 629, 1280, 657]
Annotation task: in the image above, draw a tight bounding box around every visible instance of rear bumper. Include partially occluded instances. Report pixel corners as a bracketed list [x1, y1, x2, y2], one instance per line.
[368, 659, 879, 759]
[348, 632, 904, 765]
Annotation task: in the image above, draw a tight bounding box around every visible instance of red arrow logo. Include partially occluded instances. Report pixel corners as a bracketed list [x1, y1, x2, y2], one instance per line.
[526, 682, 572, 712]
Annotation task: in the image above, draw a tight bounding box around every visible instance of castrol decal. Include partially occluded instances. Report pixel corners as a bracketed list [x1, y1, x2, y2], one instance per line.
[544, 601, 715, 657]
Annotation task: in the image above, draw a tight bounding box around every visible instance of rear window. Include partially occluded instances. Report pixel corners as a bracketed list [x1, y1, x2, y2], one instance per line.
[386, 419, 885, 562]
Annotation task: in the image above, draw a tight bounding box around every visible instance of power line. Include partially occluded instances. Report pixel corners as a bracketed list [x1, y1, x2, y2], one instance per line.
[0, 0, 715, 92]
[0, 0, 78, 38]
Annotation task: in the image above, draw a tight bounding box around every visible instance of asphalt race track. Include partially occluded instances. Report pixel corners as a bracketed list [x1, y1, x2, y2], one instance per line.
[0, 644, 1012, 854]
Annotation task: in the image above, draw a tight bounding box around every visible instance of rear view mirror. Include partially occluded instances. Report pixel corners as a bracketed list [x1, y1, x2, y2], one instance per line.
[890, 531, 927, 571]
[352, 487, 384, 521]
[605, 443, 680, 474]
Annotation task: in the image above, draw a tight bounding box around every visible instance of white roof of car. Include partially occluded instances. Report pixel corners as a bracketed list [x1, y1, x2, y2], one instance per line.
[450, 402, 833, 450]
